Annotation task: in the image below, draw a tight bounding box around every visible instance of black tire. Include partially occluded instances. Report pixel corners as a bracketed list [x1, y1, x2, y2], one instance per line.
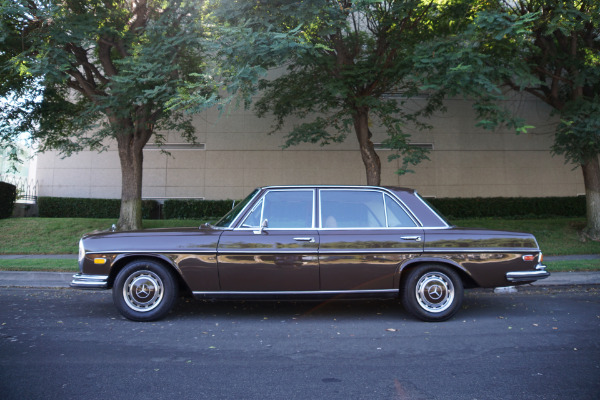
[401, 264, 464, 322]
[112, 259, 178, 322]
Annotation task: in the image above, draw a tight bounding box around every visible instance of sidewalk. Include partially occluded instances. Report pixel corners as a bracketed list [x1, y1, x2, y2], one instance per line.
[0, 254, 598, 288]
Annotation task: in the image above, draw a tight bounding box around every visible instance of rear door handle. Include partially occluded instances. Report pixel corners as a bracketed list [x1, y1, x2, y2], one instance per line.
[294, 237, 315, 243]
[401, 236, 422, 242]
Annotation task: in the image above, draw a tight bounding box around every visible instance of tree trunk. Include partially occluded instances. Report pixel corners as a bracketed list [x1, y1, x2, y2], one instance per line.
[113, 119, 150, 231]
[353, 107, 381, 186]
[117, 136, 144, 231]
[581, 155, 600, 241]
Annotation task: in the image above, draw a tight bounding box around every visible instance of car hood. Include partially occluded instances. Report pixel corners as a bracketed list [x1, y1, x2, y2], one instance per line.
[81, 225, 223, 254]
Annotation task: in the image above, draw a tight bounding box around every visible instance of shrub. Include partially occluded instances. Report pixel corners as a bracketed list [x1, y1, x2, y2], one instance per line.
[38, 197, 159, 219]
[428, 196, 586, 219]
[0, 181, 18, 219]
[163, 199, 237, 219]
[35, 195, 585, 221]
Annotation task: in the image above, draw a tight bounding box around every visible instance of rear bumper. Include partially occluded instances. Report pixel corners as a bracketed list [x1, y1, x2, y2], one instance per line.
[70, 273, 109, 289]
[506, 264, 550, 283]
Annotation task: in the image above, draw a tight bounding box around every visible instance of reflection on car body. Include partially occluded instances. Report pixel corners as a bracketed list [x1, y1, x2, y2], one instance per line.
[72, 186, 549, 322]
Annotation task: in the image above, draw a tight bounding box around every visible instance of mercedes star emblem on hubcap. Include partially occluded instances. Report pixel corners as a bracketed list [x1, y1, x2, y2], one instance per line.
[428, 284, 443, 300]
[136, 283, 151, 299]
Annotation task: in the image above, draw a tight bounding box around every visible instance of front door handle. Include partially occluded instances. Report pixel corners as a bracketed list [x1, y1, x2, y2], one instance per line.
[401, 236, 422, 242]
[294, 237, 315, 243]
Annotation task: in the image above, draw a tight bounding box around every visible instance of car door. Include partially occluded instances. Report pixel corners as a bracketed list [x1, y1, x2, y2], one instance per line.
[318, 188, 424, 292]
[217, 189, 320, 291]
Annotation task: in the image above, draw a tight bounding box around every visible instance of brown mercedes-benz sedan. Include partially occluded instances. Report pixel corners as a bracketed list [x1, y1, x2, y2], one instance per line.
[72, 186, 549, 322]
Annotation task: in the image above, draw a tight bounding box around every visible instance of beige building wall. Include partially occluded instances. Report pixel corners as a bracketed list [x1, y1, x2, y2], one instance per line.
[35, 95, 585, 200]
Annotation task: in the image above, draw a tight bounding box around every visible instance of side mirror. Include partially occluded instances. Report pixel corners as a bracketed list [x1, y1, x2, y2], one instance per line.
[253, 219, 268, 235]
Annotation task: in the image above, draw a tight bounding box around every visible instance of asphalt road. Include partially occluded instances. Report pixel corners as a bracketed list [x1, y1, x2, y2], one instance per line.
[1, 286, 599, 400]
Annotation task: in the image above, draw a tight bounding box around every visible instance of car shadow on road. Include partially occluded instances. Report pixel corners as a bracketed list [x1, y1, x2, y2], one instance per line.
[67, 287, 552, 323]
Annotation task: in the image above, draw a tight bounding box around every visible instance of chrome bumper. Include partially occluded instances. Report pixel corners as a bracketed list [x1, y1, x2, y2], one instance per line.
[70, 273, 109, 289]
[506, 264, 550, 283]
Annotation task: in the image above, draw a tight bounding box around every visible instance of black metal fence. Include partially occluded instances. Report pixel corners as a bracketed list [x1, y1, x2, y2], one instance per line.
[0, 174, 38, 203]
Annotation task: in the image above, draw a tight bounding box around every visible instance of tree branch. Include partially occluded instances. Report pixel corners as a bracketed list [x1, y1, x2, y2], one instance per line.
[130, 0, 149, 32]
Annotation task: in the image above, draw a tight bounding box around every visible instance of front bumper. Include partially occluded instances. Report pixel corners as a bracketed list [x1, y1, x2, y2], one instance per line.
[506, 263, 550, 283]
[70, 273, 109, 289]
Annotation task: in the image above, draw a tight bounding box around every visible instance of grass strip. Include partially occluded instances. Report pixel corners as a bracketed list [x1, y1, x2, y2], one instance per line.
[0, 218, 208, 254]
[0, 259, 78, 272]
[544, 260, 600, 272]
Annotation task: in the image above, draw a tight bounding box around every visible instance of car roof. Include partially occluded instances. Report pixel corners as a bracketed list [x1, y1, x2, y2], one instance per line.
[260, 185, 416, 194]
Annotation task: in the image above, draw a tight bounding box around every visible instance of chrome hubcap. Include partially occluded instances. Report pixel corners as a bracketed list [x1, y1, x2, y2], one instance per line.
[123, 270, 164, 312]
[415, 272, 454, 313]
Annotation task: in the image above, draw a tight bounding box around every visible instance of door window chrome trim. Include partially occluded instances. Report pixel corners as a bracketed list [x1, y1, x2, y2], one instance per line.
[233, 227, 320, 231]
[237, 188, 316, 230]
[317, 188, 421, 229]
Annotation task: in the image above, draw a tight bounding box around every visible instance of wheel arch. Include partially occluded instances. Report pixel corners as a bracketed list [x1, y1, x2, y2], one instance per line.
[107, 254, 191, 294]
[399, 257, 479, 290]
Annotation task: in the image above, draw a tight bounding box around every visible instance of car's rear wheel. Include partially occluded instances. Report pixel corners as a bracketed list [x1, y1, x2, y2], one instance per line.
[401, 264, 464, 322]
[112, 259, 178, 322]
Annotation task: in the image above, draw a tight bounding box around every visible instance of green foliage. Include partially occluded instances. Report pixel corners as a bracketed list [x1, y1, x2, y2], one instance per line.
[38, 197, 159, 220]
[170, 0, 310, 114]
[430, 196, 585, 220]
[420, 1, 600, 162]
[553, 99, 600, 165]
[203, 0, 458, 180]
[412, 0, 600, 236]
[163, 199, 237, 220]
[1, 0, 214, 230]
[0, 0, 207, 155]
[0, 181, 17, 219]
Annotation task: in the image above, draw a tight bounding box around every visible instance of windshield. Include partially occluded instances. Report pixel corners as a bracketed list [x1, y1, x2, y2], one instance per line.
[213, 189, 260, 228]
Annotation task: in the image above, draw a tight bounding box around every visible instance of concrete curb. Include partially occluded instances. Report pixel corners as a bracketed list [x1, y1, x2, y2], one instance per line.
[530, 271, 600, 286]
[0, 271, 74, 288]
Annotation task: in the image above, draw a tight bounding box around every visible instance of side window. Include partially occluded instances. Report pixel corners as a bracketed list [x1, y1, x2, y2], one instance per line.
[385, 195, 417, 227]
[240, 190, 314, 229]
[320, 190, 386, 228]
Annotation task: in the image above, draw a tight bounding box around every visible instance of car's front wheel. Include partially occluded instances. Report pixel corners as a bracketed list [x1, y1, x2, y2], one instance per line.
[112, 259, 178, 322]
[401, 264, 464, 322]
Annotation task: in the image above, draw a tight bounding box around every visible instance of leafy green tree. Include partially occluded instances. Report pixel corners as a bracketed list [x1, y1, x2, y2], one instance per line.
[419, 0, 600, 239]
[0, 0, 208, 230]
[206, 0, 458, 186]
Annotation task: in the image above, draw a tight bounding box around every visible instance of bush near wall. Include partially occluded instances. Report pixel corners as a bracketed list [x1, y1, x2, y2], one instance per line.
[38, 197, 160, 219]
[0, 182, 18, 219]
[428, 196, 586, 219]
[35, 195, 585, 220]
[163, 199, 237, 220]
